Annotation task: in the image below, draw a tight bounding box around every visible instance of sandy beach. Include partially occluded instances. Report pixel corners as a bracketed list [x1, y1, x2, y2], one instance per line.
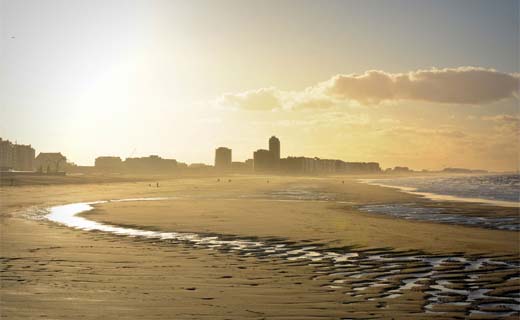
[3, 0, 520, 318]
[1, 175, 519, 319]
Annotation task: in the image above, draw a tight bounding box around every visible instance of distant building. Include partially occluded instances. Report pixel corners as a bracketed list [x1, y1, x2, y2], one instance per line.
[189, 163, 212, 168]
[13, 144, 35, 171]
[442, 167, 488, 174]
[187, 163, 213, 174]
[95, 156, 123, 172]
[280, 156, 316, 174]
[0, 138, 14, 171]
[124, 155, 177, 173]
[280, 157, 381, 175]
[253, 136, 281, 172]
[35, 152, 67, 173]
[0, 138, 35, 171]
[269, 136, 280, 169]
[231, 161, 253, 173]
[390, 166, 411, 173]
[177, 162, 188, 169]
[214, 147, 232, 171]
[313, 158, 335, 174]
[336, 161, 382, 174]
[245, 159, 254, 170]
[253, 149, 272, 172]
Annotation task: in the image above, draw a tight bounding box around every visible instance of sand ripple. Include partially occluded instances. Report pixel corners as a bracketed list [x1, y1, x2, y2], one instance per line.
[40, 198, 520, 318]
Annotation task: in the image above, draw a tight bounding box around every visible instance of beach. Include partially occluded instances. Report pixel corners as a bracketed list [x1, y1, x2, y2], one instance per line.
[1, 175, 519, 319]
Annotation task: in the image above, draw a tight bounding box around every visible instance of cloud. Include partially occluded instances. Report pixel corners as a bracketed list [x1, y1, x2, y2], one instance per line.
[378, 118, 401, 124]
[324, 67, 519, 104]
[268, 113, 370, 127]
[481, 114, 520, 134]
[219, 87, 282, 111]
[481, 114, 520, 123]
[380, 126, 467, 139]
[216, 67, 519, 110]
[437, 129, 467, 139]
[218, 86, 336, 111]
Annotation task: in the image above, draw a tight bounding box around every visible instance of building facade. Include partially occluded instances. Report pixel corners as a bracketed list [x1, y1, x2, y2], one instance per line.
[124, 155, 177, 173]
[34, 153, 67, 173]
[253, 149, 272, 172]
[214, 147, 232, 171]
[95, 156, 123, 172]
[0, 138, 35, 171]
[253, 136, 281, 173]
[13, 144, 35, 171]
[269, 136, 280, 169]
[0, 138, 14, 170]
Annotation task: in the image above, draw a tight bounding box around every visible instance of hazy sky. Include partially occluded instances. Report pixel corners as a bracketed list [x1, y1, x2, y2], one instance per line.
[1, 0, 519, 170]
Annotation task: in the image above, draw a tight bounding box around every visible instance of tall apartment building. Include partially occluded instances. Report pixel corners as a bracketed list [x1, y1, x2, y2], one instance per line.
[214, 147, 232, 171]
[269, 136, 280, 169]
[0, 138, 35, 171]
[253, 136, 281, 172]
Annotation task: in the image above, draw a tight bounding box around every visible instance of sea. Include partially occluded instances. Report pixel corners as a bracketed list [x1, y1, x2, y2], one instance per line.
[359, 174, 520, 231]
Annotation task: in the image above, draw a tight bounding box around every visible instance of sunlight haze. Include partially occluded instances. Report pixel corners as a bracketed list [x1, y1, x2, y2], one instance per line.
[1, 0, 518, 171]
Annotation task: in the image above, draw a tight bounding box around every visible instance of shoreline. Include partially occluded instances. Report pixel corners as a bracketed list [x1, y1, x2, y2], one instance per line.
[41, 196, 520, 318]
[2, 176, 519, 319]
[45, 196, 520, 257]
[359, 178, 520, 208]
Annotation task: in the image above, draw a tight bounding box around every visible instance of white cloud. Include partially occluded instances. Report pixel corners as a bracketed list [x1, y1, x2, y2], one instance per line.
[216, 67, 519, 110]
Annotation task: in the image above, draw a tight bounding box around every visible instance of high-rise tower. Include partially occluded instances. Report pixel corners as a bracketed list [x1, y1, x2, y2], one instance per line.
[214, 147, 232, 171]
[269, 136, 280, 169]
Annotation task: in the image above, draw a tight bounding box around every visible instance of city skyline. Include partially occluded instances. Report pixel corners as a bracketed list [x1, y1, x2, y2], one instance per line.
[0, 135, 504, 174]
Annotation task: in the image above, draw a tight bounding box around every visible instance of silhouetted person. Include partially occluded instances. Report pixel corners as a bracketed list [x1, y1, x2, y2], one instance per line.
[228, 179, 232, 182]
[342, 180, 344, 184]
[156, 182, 159, 188]
[217, 178, 220, 182]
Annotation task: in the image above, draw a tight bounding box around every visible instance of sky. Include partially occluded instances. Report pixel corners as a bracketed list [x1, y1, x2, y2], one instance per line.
[1, 0, 519, 170]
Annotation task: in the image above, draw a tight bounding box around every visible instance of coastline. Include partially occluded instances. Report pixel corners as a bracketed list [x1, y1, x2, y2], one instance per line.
[2, 176, 519, 319]
[359, 177, 520, 208]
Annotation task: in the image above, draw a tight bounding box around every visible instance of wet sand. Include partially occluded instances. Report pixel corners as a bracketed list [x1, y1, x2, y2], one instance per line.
[1, 176, 519, 319]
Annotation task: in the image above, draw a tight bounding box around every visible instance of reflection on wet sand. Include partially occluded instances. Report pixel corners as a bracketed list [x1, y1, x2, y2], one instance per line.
[41, 197, 520, 318]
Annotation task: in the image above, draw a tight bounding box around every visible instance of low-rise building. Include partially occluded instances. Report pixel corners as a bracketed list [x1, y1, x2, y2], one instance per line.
[124, 155, 177, 173]
[253, 149, 272, 172]
[34, 153, 67, 173]
[95, 156, 123, 172]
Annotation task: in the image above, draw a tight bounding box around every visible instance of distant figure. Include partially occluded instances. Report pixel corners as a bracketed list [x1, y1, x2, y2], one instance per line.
[149, 183, 152, 187]
[156, 182, 159, 188]
[228, 179, 232, 182]
[342, 180, 344, 184]
[217, 178, 220, 182]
